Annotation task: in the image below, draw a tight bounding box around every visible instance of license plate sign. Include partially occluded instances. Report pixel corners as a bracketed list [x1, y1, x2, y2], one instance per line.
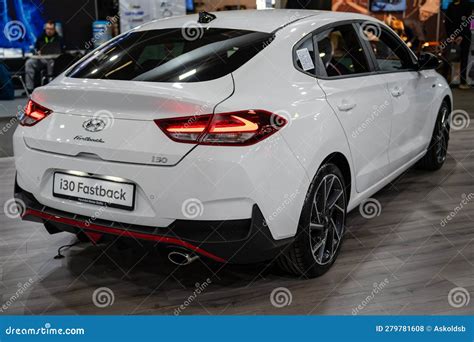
[53, 172, 135, 211]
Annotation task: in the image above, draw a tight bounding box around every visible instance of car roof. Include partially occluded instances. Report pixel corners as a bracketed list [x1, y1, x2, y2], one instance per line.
[135, 9, 376, 34]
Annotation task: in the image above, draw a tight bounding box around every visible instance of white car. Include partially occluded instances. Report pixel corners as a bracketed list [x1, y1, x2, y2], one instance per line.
[14, 10, 452, 277]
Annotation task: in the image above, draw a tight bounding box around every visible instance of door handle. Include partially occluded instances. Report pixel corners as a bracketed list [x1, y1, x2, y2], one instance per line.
[391, 87, 404, 97]
[337, 102, 356, 112]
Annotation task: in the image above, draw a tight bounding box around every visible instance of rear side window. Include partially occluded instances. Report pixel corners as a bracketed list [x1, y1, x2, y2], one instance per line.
[314, 24, 371, 77]
[67, 28, 273, 82]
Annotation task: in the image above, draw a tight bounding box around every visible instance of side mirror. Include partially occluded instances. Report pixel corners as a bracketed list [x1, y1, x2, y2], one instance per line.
[417, 52, 441, 70]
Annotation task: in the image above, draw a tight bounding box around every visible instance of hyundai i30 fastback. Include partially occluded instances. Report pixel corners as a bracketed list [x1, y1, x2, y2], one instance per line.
[14, 10, 452, 277]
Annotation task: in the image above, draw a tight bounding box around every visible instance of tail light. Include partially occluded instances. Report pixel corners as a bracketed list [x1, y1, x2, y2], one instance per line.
[19, 100, 52, 126]
[155, 110, 287, 146]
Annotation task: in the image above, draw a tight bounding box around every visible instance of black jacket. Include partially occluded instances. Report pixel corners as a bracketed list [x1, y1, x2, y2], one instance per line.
[34, 32, 64, 55]
[445, 0, 473, 38]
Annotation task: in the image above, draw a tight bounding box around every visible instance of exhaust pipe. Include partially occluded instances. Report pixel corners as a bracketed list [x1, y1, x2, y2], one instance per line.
[168, 250, 200, 266]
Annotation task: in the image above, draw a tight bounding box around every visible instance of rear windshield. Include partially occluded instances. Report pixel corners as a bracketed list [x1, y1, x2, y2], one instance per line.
[67, 28, 273, 82]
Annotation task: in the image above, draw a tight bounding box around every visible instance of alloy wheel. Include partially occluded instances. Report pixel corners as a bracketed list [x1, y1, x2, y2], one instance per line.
[435, 106, 450, 164]
[309, 174, 346, 265]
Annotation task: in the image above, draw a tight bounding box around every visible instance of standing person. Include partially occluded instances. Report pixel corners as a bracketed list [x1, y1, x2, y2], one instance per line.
[445, 0, 473, 89]
[24, 20, 64, 94]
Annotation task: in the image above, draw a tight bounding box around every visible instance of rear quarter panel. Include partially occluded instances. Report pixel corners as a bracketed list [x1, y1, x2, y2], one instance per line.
[216, 21, 355, 239]
[422, 70, 453, 142]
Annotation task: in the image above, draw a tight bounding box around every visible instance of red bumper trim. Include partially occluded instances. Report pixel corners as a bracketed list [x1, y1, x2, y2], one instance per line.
[22, 209, 226, 263]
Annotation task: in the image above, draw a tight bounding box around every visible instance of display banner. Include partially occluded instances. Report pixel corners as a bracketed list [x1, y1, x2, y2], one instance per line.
[0, 316, 472, 341]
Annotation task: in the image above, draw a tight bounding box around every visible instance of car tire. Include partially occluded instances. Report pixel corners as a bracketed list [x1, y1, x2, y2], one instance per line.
[277, 163, 347, 278]
[417, 101, 450, 171]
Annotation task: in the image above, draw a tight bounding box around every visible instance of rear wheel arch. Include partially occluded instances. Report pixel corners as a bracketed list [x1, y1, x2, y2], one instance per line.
[278, 158, 349, 277]
[441, 96, 452, 134]
[320, 152, 352, 204]
[417, 99, 450, 170]
[433, 94, 452, 134]
[443, 95, 452, 113]
[433, 97, 451, 137]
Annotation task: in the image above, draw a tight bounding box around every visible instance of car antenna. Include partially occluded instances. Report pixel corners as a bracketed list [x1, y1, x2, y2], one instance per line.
[198, 11, 216, 24]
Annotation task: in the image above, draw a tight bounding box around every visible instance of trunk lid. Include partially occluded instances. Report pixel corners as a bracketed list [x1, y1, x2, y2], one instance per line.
[23, 76, 233, 166]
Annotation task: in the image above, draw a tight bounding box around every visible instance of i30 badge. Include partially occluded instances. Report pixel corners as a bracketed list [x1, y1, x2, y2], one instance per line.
[83, 118, 106, 132]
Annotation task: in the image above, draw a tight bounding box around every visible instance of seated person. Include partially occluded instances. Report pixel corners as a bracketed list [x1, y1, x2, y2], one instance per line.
[25, 20, 64, 93]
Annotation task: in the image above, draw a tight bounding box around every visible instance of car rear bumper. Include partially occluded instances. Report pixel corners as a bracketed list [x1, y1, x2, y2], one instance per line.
[15, 183, 293, 264]
[13, 126, 309, 240]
